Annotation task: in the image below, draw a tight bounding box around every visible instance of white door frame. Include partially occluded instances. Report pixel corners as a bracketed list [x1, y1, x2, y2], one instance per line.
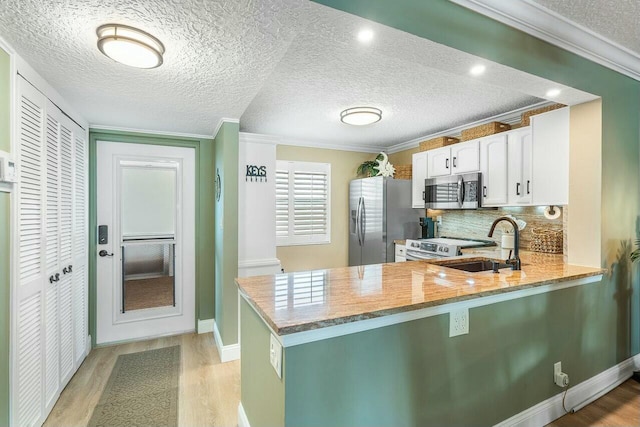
[96, 141, 195, 344]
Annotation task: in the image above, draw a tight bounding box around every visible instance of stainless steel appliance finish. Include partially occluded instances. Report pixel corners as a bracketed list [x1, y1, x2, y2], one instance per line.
[349, 177, 422, 266]
[405, 239, 461, 260]
[424, 172, 482, 209]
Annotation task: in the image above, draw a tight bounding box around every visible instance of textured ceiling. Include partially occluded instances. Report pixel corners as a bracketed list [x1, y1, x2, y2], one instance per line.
[240, 3, 595, 149]
[0, 0, 598, 148]
[533, 0, 640, 54]
[0, 0, 310, 135]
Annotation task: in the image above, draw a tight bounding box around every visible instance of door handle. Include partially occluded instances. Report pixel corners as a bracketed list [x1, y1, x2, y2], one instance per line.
[356, 197, 362, 246]
[360, 198, 366, 244]
[49, 273, 60, 283]
[457, 175, 464, 208]
[99, 250, 114, 257]
[62, 264, 73, 274]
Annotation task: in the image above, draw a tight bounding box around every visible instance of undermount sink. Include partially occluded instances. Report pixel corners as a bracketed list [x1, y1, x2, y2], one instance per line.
[444, 259, 511, 272]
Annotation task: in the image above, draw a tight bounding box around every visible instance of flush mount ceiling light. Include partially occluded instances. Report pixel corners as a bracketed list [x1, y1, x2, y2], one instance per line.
[97, 24, 165, 69]
[340, 107, 382, 126]
[546, 88, 561, 98]
[357, 29, 374, 43]
[469, 64, 486, 76]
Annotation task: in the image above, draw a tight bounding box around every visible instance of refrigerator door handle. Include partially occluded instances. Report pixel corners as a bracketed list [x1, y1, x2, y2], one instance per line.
[360, 197, 366, 244]
[356, 197, 363, 246]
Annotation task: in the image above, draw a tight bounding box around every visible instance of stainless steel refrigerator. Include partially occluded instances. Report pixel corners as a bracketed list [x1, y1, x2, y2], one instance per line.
[349, 176, 422, 266]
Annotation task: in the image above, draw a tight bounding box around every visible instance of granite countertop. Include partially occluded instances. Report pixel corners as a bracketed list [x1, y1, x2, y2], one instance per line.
[236, 250, 605, 336]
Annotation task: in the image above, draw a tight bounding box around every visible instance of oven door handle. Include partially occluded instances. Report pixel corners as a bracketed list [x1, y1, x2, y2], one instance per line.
[406, 250, 440, 261]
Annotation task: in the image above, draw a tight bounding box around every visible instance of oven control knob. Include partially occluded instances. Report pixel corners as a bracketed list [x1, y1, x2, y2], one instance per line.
[444, 247, 449, 253]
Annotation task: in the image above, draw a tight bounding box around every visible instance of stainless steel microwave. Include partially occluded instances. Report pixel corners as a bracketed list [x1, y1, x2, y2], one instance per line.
[424, 172, 482, 209]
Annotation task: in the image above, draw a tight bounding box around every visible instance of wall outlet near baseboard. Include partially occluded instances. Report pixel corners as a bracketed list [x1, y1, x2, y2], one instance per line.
[449, 308, 469, 337]
[554, 361, 570, 387]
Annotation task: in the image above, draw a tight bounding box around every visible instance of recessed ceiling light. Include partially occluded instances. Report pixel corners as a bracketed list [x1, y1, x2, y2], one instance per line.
[469, 64, 486, 76]
[357, 29, 374, 43]
[97, 24, 165, 69]
[546, 88, 561, 98]
[340, 107, 382, 126]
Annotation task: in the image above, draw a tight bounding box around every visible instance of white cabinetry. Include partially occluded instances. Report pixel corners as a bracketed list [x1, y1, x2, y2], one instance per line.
[479, 134, 508, 206]
[531, 108, 569, 206]
[395, 244, 406, 262]
[411, 151, 428, 208]
[427, 140, 479, 178]
[13, 76, 88, 427]
[507, 128, 532, 205]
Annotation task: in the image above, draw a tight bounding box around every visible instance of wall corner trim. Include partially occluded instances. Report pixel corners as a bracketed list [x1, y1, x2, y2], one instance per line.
[213, 320, 241, 362]
[496, 353, 640, 427]
[197, 318, 215, 334]
[238, 402, 251, 427]
[214, 117, 240, 138]
[449, 0, 640, 82]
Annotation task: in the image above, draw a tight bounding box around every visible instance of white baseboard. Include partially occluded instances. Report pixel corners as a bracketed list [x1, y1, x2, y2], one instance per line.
[197, 318, 214, 334]
[85, 335, 92, 355]
[496, 353, 640, 427]
[213, 319, 240, 362]
[238, 402, 251, 427]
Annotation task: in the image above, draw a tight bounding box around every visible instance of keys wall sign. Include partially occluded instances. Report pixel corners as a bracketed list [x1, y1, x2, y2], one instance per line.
[246, 165, 267, 182]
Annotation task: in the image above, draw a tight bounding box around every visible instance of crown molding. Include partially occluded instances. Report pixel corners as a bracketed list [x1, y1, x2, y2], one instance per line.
[90, 124, 213, 140]
[213, 117, 240, 138]
[450, 0, 640, 81]
[239, 132, 280, 146]
[239, 132, 383, 153]
[387, 100, 551, 154]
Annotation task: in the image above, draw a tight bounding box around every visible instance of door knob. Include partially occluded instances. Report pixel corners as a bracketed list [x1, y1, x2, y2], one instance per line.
[99, 250, 114, 257]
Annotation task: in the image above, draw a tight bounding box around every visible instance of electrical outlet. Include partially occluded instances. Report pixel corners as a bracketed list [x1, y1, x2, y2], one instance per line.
[449, 308, 469, 337]
[269, 334, 282, 378]
[554, 361, 570, 388]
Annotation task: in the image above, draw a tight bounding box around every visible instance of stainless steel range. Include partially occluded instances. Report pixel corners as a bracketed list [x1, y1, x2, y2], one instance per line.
[404, 237, 496, 261]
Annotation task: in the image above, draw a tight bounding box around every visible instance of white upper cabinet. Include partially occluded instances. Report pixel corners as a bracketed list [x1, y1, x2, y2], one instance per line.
[507, 127, 532, 205]
[531, 108, 569, 206]
[480, 134, 508, 206]
[451, 140, 480, 174]
[411, 151, 428, 208]
[427, 140, 479, 178]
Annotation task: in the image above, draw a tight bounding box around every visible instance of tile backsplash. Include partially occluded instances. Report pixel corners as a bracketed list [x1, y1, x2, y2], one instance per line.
[430, 206, 566, 254]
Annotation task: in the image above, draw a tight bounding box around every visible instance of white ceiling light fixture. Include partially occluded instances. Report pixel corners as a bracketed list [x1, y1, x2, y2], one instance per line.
[97, 24, 165, 69]
[357, 29, 374, 43]
[340, 107, 382, 126]
[469, 64, 486, 76]
[546, 88, 562, 98]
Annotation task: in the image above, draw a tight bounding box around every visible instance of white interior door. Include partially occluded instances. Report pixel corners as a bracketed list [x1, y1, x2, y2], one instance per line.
[96, 141, 195, 344]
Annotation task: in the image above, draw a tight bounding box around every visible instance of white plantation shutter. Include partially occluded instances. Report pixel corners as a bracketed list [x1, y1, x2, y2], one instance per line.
[276, 161, 330, 246]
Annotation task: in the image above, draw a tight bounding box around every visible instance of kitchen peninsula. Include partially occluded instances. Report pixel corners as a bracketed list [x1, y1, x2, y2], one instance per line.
[236, 252, 604, 427]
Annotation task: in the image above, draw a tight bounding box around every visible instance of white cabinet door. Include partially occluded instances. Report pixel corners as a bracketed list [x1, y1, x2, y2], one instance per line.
[480, 134, 508, 206]
[531, 108, 569, 206]
[395, 244, 406, 262]
[451, 140, 480, 174]
[508, 128, 533, 205]
[411, 151, 428, 208]
[427, 146, 450, 177]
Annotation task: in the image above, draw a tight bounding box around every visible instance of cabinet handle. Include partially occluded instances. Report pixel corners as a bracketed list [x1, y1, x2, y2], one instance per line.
[527, 180, 530, 194]
[445, 158, 449, 169]
[63, 264, 73, 275]
[483, 186, 487, 198]
[453, 156, 457, 168]
[516, 182, 521, 196]
[422, 190, 425, 201]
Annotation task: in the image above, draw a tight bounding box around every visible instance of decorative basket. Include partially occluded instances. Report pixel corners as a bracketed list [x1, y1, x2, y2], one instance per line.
[419, 136, 459, 151]
[521, 104, 566, 126]
[461, 121, 511, 141]
[394, 164, 412, 180]
[529, 228, 563, 254]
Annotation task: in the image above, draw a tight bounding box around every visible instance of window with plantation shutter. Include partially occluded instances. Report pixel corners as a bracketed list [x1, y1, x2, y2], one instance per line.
[275, 161, 331, 246]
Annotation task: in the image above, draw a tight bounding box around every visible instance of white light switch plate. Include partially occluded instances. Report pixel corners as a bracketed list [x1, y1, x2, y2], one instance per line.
[269, 334, 282, 378]
[449, 308, 469, 337]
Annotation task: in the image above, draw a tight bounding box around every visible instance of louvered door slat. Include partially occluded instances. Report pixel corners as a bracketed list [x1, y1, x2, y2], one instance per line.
[58, 274, 74, 385]
[16, 293, 42, 427]
[73, 131, 87, 361]
[60, 125, 73, 264]
[44, 286, 59, 407]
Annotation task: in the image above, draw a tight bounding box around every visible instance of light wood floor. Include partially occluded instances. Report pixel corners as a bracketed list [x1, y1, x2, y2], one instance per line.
[44, 333, 240, 427]
[548, 378, 640, 427]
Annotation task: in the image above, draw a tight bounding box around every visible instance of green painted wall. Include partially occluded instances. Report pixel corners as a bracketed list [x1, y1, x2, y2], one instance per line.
[241, 299, 285, 426]
[214, 121, 240, 344]
[237, 0, 640, 425]
[89, 130, 215, 345]
[0, 46, 10, 427]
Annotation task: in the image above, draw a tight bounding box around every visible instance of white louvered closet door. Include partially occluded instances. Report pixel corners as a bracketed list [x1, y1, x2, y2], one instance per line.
[15, 76, 46, 427]
[72, 126, 88, 365]
[43, 104, 61, 413]
[57, 116, 75, 387]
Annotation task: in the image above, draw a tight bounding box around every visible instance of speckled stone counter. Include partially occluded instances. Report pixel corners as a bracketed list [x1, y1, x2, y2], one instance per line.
[236, 250, 605, 336]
